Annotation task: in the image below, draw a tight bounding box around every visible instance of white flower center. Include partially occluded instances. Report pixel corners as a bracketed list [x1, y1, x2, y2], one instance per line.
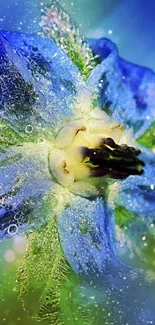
[49, 109, 135, 196]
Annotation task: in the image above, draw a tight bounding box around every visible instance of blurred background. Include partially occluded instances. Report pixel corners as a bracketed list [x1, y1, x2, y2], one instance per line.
[63, 0, 155, 71]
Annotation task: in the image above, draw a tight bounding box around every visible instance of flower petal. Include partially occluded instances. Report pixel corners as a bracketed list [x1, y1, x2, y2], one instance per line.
[75, 263, 155, 325]
[57, 195, 115, 274]
[0, 143, 54, 239]
[0, 31, 85, 138]
[88, 38, 155, 137]
[115, 148, 155, 271]
[116, 149, 155, 217]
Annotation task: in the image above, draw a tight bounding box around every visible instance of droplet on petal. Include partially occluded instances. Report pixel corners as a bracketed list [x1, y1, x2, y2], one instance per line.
[7, 224, 18, 236]
[25, 125, 33, 134]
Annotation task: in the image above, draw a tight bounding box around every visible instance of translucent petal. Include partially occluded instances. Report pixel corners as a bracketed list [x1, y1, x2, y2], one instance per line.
[116, 149, 155, 216]
[57, 195, 115, 274]
[74, 262, 155, 325]
[88, 38, 155, 137]
[115, 149, 155, 272]
[0, 143, 54, 239]
[0, 31, 85, 138]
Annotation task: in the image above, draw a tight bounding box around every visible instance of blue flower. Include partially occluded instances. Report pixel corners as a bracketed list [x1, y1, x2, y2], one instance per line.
[0, 24, 155, 278]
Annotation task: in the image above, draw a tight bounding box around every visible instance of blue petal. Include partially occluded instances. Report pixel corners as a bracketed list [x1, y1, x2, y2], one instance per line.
[88, 38, 155, 137]
[0, 31, 84, 137]
[57, 196, 116, 275]
[116, 149, 155, 217]
[76, 263, 155, 325]
[115, 149, 155, 271]
[0, 143, 53, 240]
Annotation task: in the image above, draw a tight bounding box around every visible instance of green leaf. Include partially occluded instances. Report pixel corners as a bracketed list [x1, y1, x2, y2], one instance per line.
[0, 118, 23, 149]
[18, 215, 69, 323]
[17, 214, 97, 325]
[0, 116, 54, 149]
[140, 231, 155, 272]
[137, 121, 155, 149]
[115, 205, 136, 227]
[38, 0, 98, 79]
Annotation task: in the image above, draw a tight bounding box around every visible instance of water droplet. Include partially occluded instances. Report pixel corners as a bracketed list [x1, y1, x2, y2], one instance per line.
[7, 224, 18, 236]
[141, 235, 146, 241]
[25, 124, 33, 134]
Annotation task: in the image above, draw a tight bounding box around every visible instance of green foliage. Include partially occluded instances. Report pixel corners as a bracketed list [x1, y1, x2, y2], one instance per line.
[18, 215, 70, 324]
[140, 231, 155, 272]
[0, 116, 54, 149]
[0, 118, 23, 149]
[115, 205, 136, 227]
[39, 0, 98, 79]
[137, 121, 155, 149]
[17, 215, 97, 325]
